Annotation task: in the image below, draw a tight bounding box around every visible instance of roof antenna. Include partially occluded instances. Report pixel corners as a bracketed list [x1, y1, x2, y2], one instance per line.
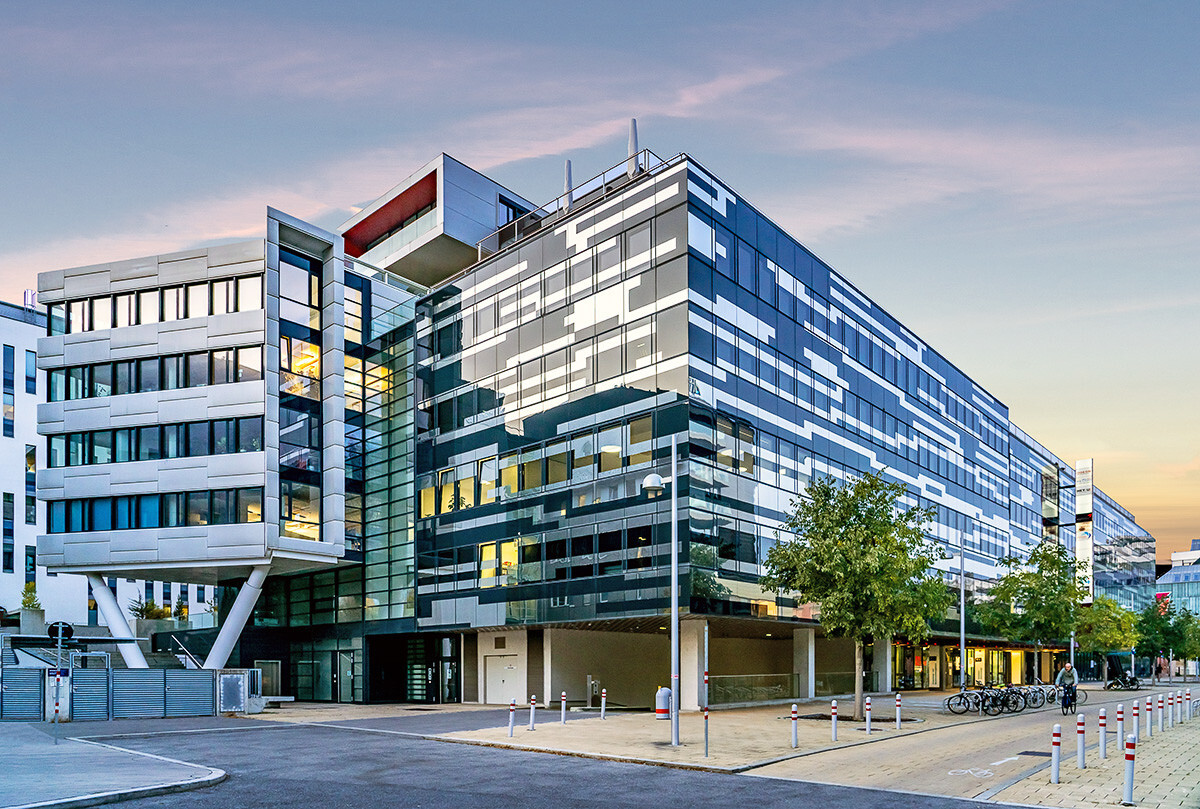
[627, 118, 639, 178]
[564, 159, 573, 211]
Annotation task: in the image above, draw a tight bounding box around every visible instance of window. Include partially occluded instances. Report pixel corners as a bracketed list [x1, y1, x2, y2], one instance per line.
[186, 282, 209, 319]
[211, 279, 235, 316]
[24, 546, 35, 584]
[237, 487, 263, 523]
[24, 445, 35, 524]
[187, 422, 209, 457]
[138, 289, 159, 324]
[280, 248, 321, 328]
[162, 287, 184, 322]
[162, 355, 184, 390]
[237, 276, 262, 312]
[211, 349, 235, 384]
[3, 345, 12, 437]
[137, 426, 160, 461]
[186, 491, 209, 526]
[25, 350, 35, 394]
[114, 361, 133, 395]
[186, 352, 208, 387]
[91, 430, 113, 464]
[210, 489, 234, 525]
[237, 346, 263, 382]
[138, 358, 160, 392]
[237, 416, 263, 452]
[211, 419, 234, 454]
[92, 296, 112, 330]
[114, 293, 135, 328]
[48, 303, 67, 336]
[69, 300, 90, 333]
[281, 480, 320, 539]
[92, 364, 112, 397]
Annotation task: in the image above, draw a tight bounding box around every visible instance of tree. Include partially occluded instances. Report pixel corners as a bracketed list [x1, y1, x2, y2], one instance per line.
[173, 595, 189, 621]
[760, 471, 952, 720]
[128, 595, 171, 620]
[976, 541, 1088, 646]
[1135, 600, 1184, 679]
[20, 582, 42, 610]
[1175, 610, 1200, 675]
[1074, 596, 1139, 681]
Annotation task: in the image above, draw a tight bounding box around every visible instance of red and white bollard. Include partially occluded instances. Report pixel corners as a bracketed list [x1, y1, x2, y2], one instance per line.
[831, 699, 838, 742]
[1050, 724, 1061, 784]
[529, 694, 537, 730]
[1157, 694, 1164, 734]
[1123, 735, 1136, 805]
[1146, 697, 1152, 738]
[865, 696, 872, 735]
[508, 699, 516, 737]
[1077, 713, 1086, 769]
[1099, 708, 1107, 759]
[704, 705, 709, 758]
[1132, 702, 1140, 743]
[561, 691, 567, 725]
[1168, 693, 1174, 729]
[791, 703, 799, 748]
[1187, 689, 1193, 721]
[1116, 704, 1124, 746]
[601, 688, 607, 720]
[895, 693, 902, 730]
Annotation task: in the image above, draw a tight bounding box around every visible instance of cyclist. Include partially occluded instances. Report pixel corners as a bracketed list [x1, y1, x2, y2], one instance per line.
[1056, 662, 1079, 712]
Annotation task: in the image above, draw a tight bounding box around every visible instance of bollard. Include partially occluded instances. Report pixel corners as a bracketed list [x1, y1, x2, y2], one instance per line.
[896, 693, 902, 730]
[1050, 724, 1061, 784]
[508, 699, 516, 737]
[1099, 708, 1107, 759]
[529, 694, 537, 731]
[1188, 688, 1193, 721]
[1168, 693, 1174, 729]
[1178, 690, 1184, 724]
[831, 699, 838, 742]
[1146, 697, 1152, 738]
[865, 696, 872, 735]
[1132, 702, 1139, 743]
[1116, 704, 1124, 748]
[704, 705, 709, 758]
[601, 688, 607, 720]
[1157, 694, 1164, 734]
[561, 691, 567, 725]
[791, 703, 798, 748]
[1077, 713, 1086, 769]
[1122, 735, 1135, 805]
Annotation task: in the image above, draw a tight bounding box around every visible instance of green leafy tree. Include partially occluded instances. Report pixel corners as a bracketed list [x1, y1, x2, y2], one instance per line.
[1074, 596, 1139, 681]
[20, 581, 42, 610]
[760, 471, 952, 720]
[128, 595, 171, 620]
[1175, 610, 1200, 673]
[976, 541, 1088, 646]
[173, 596, 189, 621]
[1135, 600, 1184, 677]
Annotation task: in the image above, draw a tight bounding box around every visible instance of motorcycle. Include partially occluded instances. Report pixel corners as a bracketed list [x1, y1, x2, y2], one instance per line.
[1104, 672, 1140, 690]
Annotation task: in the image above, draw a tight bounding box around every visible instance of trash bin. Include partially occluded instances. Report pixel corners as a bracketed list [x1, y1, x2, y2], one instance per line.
[655, 686, 672, 719]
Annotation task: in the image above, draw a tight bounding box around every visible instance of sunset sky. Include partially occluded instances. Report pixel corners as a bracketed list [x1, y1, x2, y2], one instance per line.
[2, 1, 1196, 560]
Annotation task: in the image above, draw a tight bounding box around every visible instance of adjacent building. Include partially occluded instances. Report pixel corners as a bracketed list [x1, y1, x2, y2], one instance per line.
[36, 144, 1156, 701]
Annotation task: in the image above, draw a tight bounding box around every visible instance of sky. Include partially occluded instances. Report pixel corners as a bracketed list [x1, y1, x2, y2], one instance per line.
[1, 1, 1196, 561]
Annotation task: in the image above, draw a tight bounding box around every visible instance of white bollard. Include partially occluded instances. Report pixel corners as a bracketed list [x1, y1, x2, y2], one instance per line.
[1132, 702, 1139, 743]
[896, 693, 902, 730]
[508, 699, 516, 737]
[1157, 694, 1164, 734]
[704, 705, 709, 758]
[1146, 697, 1152, 738]
[1188, 688, 1193, 721]
[1077, 713, 1086, 769]
[1116, 704, 1124, 748]
[1099, 708, 1107, 759]
[601, 688, 607, 720]
[831, 699, 838, 742]
[529, 694, 537, 730]
[1122, 734, 1136, 805]
[1168, 693, 1174, 729]
[561, 691, 567, 725]
[865, 696, 872, 735]
[1178, 690, 1184, 724]
[791, 703, 798, 748]
[1050, 724, 1061, 784]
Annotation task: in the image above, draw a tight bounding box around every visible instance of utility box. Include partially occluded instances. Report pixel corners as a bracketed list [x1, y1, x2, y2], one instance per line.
[44, 668, 71, 722]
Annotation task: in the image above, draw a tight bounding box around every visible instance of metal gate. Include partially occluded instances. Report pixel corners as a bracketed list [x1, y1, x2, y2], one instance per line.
[71, 668, 111, 721]
[165, 670, 215, 717]
[0, 668, 45, 720]
[112, 669, 166, 719]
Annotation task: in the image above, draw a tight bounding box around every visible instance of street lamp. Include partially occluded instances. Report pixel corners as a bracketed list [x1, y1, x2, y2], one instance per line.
[643, 434, 679, 747]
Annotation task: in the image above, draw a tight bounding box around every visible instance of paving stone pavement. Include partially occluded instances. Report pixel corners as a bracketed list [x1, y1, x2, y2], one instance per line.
[992, 708, 1200, 809]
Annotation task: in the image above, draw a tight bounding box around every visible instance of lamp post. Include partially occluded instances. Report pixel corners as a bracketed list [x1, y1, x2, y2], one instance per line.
[960, 533, 967, 690]
[643, 434, 679, 747]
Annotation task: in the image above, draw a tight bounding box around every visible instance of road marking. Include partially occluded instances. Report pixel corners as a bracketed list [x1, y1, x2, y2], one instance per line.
[948, 768, 993, 778]
[990, 756, 1019, 765]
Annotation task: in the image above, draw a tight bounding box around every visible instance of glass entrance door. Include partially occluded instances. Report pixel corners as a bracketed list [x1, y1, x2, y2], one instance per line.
[335, 651, 355, 703]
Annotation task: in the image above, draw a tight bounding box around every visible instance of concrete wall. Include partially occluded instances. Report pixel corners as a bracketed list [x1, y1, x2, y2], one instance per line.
[475, 628, 527, 705]
[544, 628, 668, 709]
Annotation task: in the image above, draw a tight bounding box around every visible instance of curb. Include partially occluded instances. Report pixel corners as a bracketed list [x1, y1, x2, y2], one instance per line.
[3, 769, 227, 809]
[429, 734, 738, 773]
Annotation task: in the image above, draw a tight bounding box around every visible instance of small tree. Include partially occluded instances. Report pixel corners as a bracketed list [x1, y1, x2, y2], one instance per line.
[760, 471, 951, 720]
[1075, 596, 1139, 681]
[129, 595, 171, 620]
[173, 595, 189, 621]
[20, 581, 42, 610]
[1135, 600, 1184, 678]
[1175, 609, 1200, 676]
[976, 541, 1088, 647]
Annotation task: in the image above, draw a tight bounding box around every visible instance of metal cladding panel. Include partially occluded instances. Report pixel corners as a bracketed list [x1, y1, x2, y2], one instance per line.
[70, 669, 110, 721]
[111, 669, 166, 719]
[1, 668, 45, 720]
[165, 670, 216, 717]
[218, 673, 246, 713]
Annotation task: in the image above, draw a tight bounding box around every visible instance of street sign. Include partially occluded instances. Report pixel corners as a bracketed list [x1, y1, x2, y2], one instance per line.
[47, 621, 74, 641]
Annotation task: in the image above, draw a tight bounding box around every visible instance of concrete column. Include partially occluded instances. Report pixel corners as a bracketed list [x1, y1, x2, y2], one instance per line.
[86, 573, 148, 669]
[203, 565, 270, 669]
[793, 627, 816, 699]
[543, 628, 553, 707]
[872, 636, 893, 692]
[681, 620, 707, 710]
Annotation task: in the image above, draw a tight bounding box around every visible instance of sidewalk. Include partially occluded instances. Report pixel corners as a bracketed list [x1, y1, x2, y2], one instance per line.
[990, 711, 1200, 809]
[0, 722, 225, 809]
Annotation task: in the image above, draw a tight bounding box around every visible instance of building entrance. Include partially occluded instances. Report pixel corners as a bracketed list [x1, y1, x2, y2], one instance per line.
[367, 633, 460, 704]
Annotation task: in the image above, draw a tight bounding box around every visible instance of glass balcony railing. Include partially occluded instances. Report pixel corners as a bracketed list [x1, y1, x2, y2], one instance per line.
[360, 208, 437, 265]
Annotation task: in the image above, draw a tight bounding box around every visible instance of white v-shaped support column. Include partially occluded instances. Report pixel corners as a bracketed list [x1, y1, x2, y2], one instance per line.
[86, 573, 148, 668]
[203, 564, 271, 670]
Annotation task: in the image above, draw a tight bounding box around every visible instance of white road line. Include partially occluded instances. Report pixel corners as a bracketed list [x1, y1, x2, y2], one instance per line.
[989, 756, 1019, 765]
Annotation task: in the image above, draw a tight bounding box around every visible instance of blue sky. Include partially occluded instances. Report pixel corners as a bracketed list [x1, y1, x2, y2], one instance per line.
[2, 1, 1197, 558]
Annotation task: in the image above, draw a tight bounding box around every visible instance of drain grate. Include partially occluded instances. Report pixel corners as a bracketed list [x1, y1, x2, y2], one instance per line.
[1017, 750, 1052, 757]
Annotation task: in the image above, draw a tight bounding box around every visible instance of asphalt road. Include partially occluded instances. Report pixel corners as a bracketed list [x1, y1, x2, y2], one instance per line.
[93, 716, 987, 809]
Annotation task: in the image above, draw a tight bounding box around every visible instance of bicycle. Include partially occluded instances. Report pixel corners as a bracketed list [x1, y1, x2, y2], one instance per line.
[1060, 683, 1077, 716]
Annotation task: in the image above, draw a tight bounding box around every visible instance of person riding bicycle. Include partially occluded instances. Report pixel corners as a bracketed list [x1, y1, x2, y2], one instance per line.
[1056, 662, 1079, 709]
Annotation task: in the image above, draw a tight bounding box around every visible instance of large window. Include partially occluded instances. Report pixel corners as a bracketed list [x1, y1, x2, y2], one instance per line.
[46, 274, 263, 335]
[47, 487, 264, 533]
[47, 416, 264, 467]
[280, 248, 321, 329]
[281, 480, 320, 540]
[46, 344, 264, 402]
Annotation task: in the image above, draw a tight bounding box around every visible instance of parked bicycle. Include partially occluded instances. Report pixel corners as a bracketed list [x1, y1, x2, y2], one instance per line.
[1105, 672, 1141, 691]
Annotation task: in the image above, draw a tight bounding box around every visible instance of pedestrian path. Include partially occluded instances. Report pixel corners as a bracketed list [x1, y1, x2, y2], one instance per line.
[0, 722, 224, 809]
[991, 707, 1200, 809]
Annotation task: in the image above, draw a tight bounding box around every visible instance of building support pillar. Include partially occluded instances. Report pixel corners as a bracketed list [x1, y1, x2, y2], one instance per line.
[86, 573, 148, 669]
[204, 565, 271, 670]
[681, 620, 707, 711]
[793, 627, 816, 699]
[873, 635, 894, 692]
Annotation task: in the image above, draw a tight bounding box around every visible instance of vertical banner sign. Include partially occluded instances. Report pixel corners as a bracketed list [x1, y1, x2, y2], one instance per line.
[1075, 459, 1094, 606]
